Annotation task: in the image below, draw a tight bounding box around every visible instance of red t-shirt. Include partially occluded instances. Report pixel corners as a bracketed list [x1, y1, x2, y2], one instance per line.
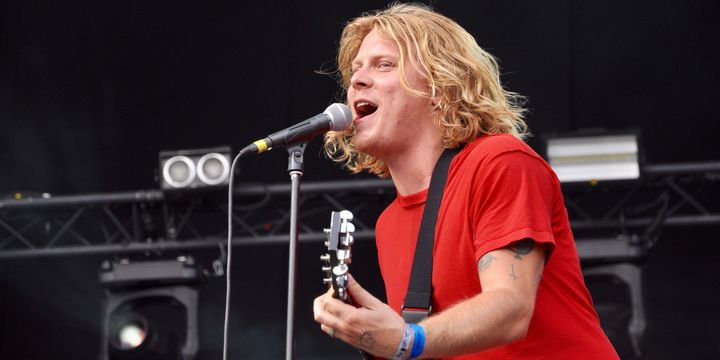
[375, 134, 618, 359]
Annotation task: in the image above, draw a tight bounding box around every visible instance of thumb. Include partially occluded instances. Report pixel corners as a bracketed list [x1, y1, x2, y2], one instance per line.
[347, 274, 381, 308]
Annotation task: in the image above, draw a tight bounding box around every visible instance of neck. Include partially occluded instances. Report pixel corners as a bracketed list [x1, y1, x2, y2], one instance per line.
[384, 141, 444, 196]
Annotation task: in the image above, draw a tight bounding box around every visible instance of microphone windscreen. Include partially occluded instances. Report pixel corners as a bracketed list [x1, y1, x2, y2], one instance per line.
[324, 103, 353, 131]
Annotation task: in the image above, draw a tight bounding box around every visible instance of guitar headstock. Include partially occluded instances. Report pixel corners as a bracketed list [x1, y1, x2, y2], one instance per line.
[321, 210, 355, 302]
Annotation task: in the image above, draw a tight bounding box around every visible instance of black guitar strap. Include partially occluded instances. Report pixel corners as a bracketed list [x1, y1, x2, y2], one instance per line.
[401, 147, 461, 323]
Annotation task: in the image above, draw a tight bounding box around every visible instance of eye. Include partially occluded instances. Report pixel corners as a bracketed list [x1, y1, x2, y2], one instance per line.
[377, 62, 395, 71]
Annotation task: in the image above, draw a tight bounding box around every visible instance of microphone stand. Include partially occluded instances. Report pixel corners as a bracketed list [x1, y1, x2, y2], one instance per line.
[285, 142, 307, 360]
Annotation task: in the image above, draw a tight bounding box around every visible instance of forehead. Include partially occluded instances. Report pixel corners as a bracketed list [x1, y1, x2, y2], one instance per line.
[352, 29, 400, 62]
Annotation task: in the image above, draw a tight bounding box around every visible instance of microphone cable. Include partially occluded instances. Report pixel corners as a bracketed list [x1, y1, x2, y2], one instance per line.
[222, 149, 248, 360]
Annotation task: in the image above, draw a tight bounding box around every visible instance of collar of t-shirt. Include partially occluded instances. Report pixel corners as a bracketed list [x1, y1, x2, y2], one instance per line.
[396, 188, 429, 208]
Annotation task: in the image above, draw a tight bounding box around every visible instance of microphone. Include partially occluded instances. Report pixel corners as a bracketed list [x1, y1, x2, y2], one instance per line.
[241, 103, 352, 156]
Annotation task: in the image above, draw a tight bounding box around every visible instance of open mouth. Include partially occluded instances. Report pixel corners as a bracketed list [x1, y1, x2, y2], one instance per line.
[354, 101, 378, 119]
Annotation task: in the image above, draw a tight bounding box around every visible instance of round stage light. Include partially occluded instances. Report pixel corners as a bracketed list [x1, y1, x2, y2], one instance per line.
[116, 321, 147, 350]
[196, 152, 230, 186]
[162, 155, 196, 188]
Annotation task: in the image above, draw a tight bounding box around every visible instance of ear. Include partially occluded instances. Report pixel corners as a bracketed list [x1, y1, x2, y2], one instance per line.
[428, 85, 440, 107]
[430, 95, 440, 108]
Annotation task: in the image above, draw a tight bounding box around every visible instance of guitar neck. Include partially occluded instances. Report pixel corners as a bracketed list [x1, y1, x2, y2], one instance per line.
[322, 210, 372, 360]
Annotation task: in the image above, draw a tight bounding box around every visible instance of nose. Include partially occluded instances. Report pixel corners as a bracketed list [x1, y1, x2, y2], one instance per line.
[350, 66, 371, 90]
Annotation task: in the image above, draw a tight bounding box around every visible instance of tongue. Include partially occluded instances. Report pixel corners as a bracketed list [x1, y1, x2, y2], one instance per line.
[361, 104, 377, 116]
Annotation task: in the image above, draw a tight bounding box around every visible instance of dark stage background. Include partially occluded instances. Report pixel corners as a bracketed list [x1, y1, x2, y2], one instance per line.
[1, 1, 719, 359]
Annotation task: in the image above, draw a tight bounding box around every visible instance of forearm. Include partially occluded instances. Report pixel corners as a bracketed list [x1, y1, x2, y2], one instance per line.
[416, 286, 534, 358]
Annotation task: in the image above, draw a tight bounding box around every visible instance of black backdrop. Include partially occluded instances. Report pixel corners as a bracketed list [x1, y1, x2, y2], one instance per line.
[1, 1, 719, 359]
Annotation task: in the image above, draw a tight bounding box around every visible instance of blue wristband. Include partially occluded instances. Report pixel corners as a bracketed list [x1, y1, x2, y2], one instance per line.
[409, 324, 425, 359]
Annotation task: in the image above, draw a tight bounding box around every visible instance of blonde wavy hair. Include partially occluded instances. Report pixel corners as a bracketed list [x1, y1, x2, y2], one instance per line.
[324, 2, 528, 177]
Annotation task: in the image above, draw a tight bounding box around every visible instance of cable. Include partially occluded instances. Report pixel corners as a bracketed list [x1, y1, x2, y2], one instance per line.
[230, 183, 272, 211]
[223, 150, 246, 360]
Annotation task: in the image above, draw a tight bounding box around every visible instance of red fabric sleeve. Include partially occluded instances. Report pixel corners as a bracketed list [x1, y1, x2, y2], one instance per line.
[471, 150, 559, 262]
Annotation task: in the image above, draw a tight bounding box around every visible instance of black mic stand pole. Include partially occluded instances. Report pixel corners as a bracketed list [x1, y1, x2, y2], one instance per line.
[285, 142, 307, 360]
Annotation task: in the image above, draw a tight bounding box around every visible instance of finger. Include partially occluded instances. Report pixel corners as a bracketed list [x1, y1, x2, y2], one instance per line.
[313, 294, 326, 317]
[314, 295, 348, 329]
[323, 294, 358, 319]
[317, 309, 345, 339]
[313, 294, 334, 323]
[346, 274, 381, 308]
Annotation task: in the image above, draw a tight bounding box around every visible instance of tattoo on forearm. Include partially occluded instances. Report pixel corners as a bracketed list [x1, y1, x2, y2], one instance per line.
[510, 239, 534, 260]
[510, 264, 519, 281]
[360, 330, 375, 350]
[478, 253, 497, 273]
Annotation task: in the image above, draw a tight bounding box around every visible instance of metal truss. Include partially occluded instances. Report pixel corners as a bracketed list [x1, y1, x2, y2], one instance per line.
[565, 161, 720, 253]
[0, 162, 718, 261]
[0, 179, 395, 260]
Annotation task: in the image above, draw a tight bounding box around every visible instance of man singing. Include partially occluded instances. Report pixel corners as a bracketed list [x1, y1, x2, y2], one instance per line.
[313, 3, 618, 359]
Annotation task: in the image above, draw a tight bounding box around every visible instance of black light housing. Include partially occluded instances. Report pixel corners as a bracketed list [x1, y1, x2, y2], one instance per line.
[99, 257, 201, 360]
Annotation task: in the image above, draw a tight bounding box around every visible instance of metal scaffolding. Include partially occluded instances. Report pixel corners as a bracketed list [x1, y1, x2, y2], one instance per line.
[0, 162, 718, 260]
[0, 179, 395, 259]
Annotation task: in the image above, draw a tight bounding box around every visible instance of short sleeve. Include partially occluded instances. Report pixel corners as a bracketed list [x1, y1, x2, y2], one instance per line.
[471, 150, 558, 261]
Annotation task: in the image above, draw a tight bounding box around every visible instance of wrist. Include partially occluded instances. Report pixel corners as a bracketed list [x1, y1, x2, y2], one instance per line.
[390, 323, 414, 360]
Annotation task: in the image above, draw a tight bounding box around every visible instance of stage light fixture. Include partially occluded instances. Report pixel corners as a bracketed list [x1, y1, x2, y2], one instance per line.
[163, 156, 196, 189]
[544, 132, 642, 184]
[116, 319, 147, 350]
[99, 257, 200, 360]
[159, 146, 231, 190]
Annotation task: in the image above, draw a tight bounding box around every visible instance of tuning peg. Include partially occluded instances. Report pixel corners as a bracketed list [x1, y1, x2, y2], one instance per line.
[337, 249, 350, 262]
[341, 222, 355, 233]
[337, 287, 347, 301]
[333, 263, 348, 276]
[339, 210, 353, 221]
[335, 274, 347, 288]
[320, 254, 330, 262]
[323, 278, 332, 285]
[322, 266, 331, 272]
[342, 234, 354, 247]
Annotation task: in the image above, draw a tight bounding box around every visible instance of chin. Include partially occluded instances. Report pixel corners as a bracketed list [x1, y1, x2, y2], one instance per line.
[353, 135, 376, 155]
[357, 141, 391, 160]
[353, 138, 372, 154]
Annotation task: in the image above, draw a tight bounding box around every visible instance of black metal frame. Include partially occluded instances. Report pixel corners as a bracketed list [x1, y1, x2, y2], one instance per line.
[0, 163, 718, 261]
[0, 179, 395, 259]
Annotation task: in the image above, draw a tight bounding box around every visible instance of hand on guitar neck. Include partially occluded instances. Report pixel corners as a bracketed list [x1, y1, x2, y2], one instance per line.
[320, 211, 372, 359]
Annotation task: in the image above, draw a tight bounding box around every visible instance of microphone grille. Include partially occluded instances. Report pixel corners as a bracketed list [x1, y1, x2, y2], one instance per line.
[324, 103, 353, 131]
